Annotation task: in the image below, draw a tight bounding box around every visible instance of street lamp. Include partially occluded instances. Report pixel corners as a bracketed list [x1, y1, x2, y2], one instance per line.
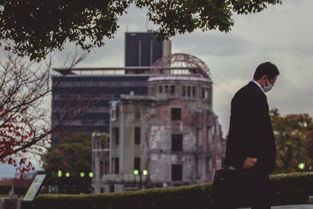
[133, 169, 139, 175]
[133, 169, 148, 189]
[57, 170, 62, 177]
[298, 163, 305, 170]
[142, 170, 148, 176]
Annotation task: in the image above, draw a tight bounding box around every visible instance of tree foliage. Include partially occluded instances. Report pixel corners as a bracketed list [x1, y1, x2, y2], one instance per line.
[0, 0, 282, 60]
[42, 132, 92, 194]
[0, 51, 51, 172]
[0, 49, 89, 172]
[270, 109, 313, 173]
[306, 131, 313, 160]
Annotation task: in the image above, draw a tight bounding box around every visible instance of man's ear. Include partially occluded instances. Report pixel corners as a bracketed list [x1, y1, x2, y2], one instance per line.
[258, 75, 267, 87]
[260, 75, 268, 81]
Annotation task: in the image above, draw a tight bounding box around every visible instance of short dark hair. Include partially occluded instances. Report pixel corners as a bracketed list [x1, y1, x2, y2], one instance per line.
[253, 62, 280, 80]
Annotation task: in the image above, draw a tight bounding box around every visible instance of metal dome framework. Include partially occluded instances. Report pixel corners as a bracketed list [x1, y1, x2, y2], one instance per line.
[151, 53, 212, 81]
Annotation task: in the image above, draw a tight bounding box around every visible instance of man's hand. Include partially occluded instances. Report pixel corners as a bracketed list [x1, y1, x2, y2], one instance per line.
[242, 157, 258, 170]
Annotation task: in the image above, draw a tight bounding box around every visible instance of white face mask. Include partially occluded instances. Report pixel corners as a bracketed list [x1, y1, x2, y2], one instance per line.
[263, 81, 273, 93]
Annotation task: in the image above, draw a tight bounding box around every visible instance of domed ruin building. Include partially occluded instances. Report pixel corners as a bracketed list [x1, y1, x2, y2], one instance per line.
[92, 53, 223, 193]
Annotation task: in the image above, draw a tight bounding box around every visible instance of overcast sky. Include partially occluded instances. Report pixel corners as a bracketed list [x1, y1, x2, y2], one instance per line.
[70, 0, 313, 136]
[2, 0, 313, 177]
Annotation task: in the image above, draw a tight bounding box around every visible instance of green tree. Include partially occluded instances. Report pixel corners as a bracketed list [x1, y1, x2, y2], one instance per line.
[305, 130, 313, 168]
[270, 109, 313, 173]
[0, 0, 282, 60]
[42, 132, 92, 194]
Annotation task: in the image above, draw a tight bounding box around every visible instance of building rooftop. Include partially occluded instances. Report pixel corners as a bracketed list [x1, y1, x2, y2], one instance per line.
[53, 66, 201, 76]
[148, 75, 211, 82]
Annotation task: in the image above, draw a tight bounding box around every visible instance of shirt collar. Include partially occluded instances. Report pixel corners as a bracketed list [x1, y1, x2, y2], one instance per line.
[252, 80, 264, 93]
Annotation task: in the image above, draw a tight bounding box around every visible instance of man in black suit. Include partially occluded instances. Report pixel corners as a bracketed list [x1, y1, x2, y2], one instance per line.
[224, 62, 280, 209]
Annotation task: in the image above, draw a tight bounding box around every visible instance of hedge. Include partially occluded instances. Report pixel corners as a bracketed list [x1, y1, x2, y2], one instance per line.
[32, 172, 313, 209]
[270, 172, 313, 205]
[0, 185, 11, 194]
[0, 185, 28, 196]
[15, 186, 28, 196]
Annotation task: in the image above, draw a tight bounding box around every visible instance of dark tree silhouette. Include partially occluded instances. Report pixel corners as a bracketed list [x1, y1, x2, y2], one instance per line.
[0, 0, 281, 60]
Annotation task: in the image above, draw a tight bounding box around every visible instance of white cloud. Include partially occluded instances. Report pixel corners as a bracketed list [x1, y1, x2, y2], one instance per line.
[214, 78, 247, 97]
[172, 31, 252, 57]
[70, 0, 313, 136]
[0, 164, 16, 178]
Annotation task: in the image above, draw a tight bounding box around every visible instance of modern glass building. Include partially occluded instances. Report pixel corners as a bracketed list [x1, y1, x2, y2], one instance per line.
[125, 32, 171, 67]
[51, 32, 171, 144]
[51, 68, 150, 144]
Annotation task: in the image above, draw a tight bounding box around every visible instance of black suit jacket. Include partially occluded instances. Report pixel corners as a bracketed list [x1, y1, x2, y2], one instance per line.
[224, 81, 276, 173]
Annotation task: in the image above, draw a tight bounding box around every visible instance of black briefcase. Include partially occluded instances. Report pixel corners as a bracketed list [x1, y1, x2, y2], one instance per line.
[211, 167, 243, 208]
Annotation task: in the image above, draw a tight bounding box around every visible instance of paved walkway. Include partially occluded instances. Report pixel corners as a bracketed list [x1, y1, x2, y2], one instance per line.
[241, 205, 313, 209]
[272, 205, 313, 209]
